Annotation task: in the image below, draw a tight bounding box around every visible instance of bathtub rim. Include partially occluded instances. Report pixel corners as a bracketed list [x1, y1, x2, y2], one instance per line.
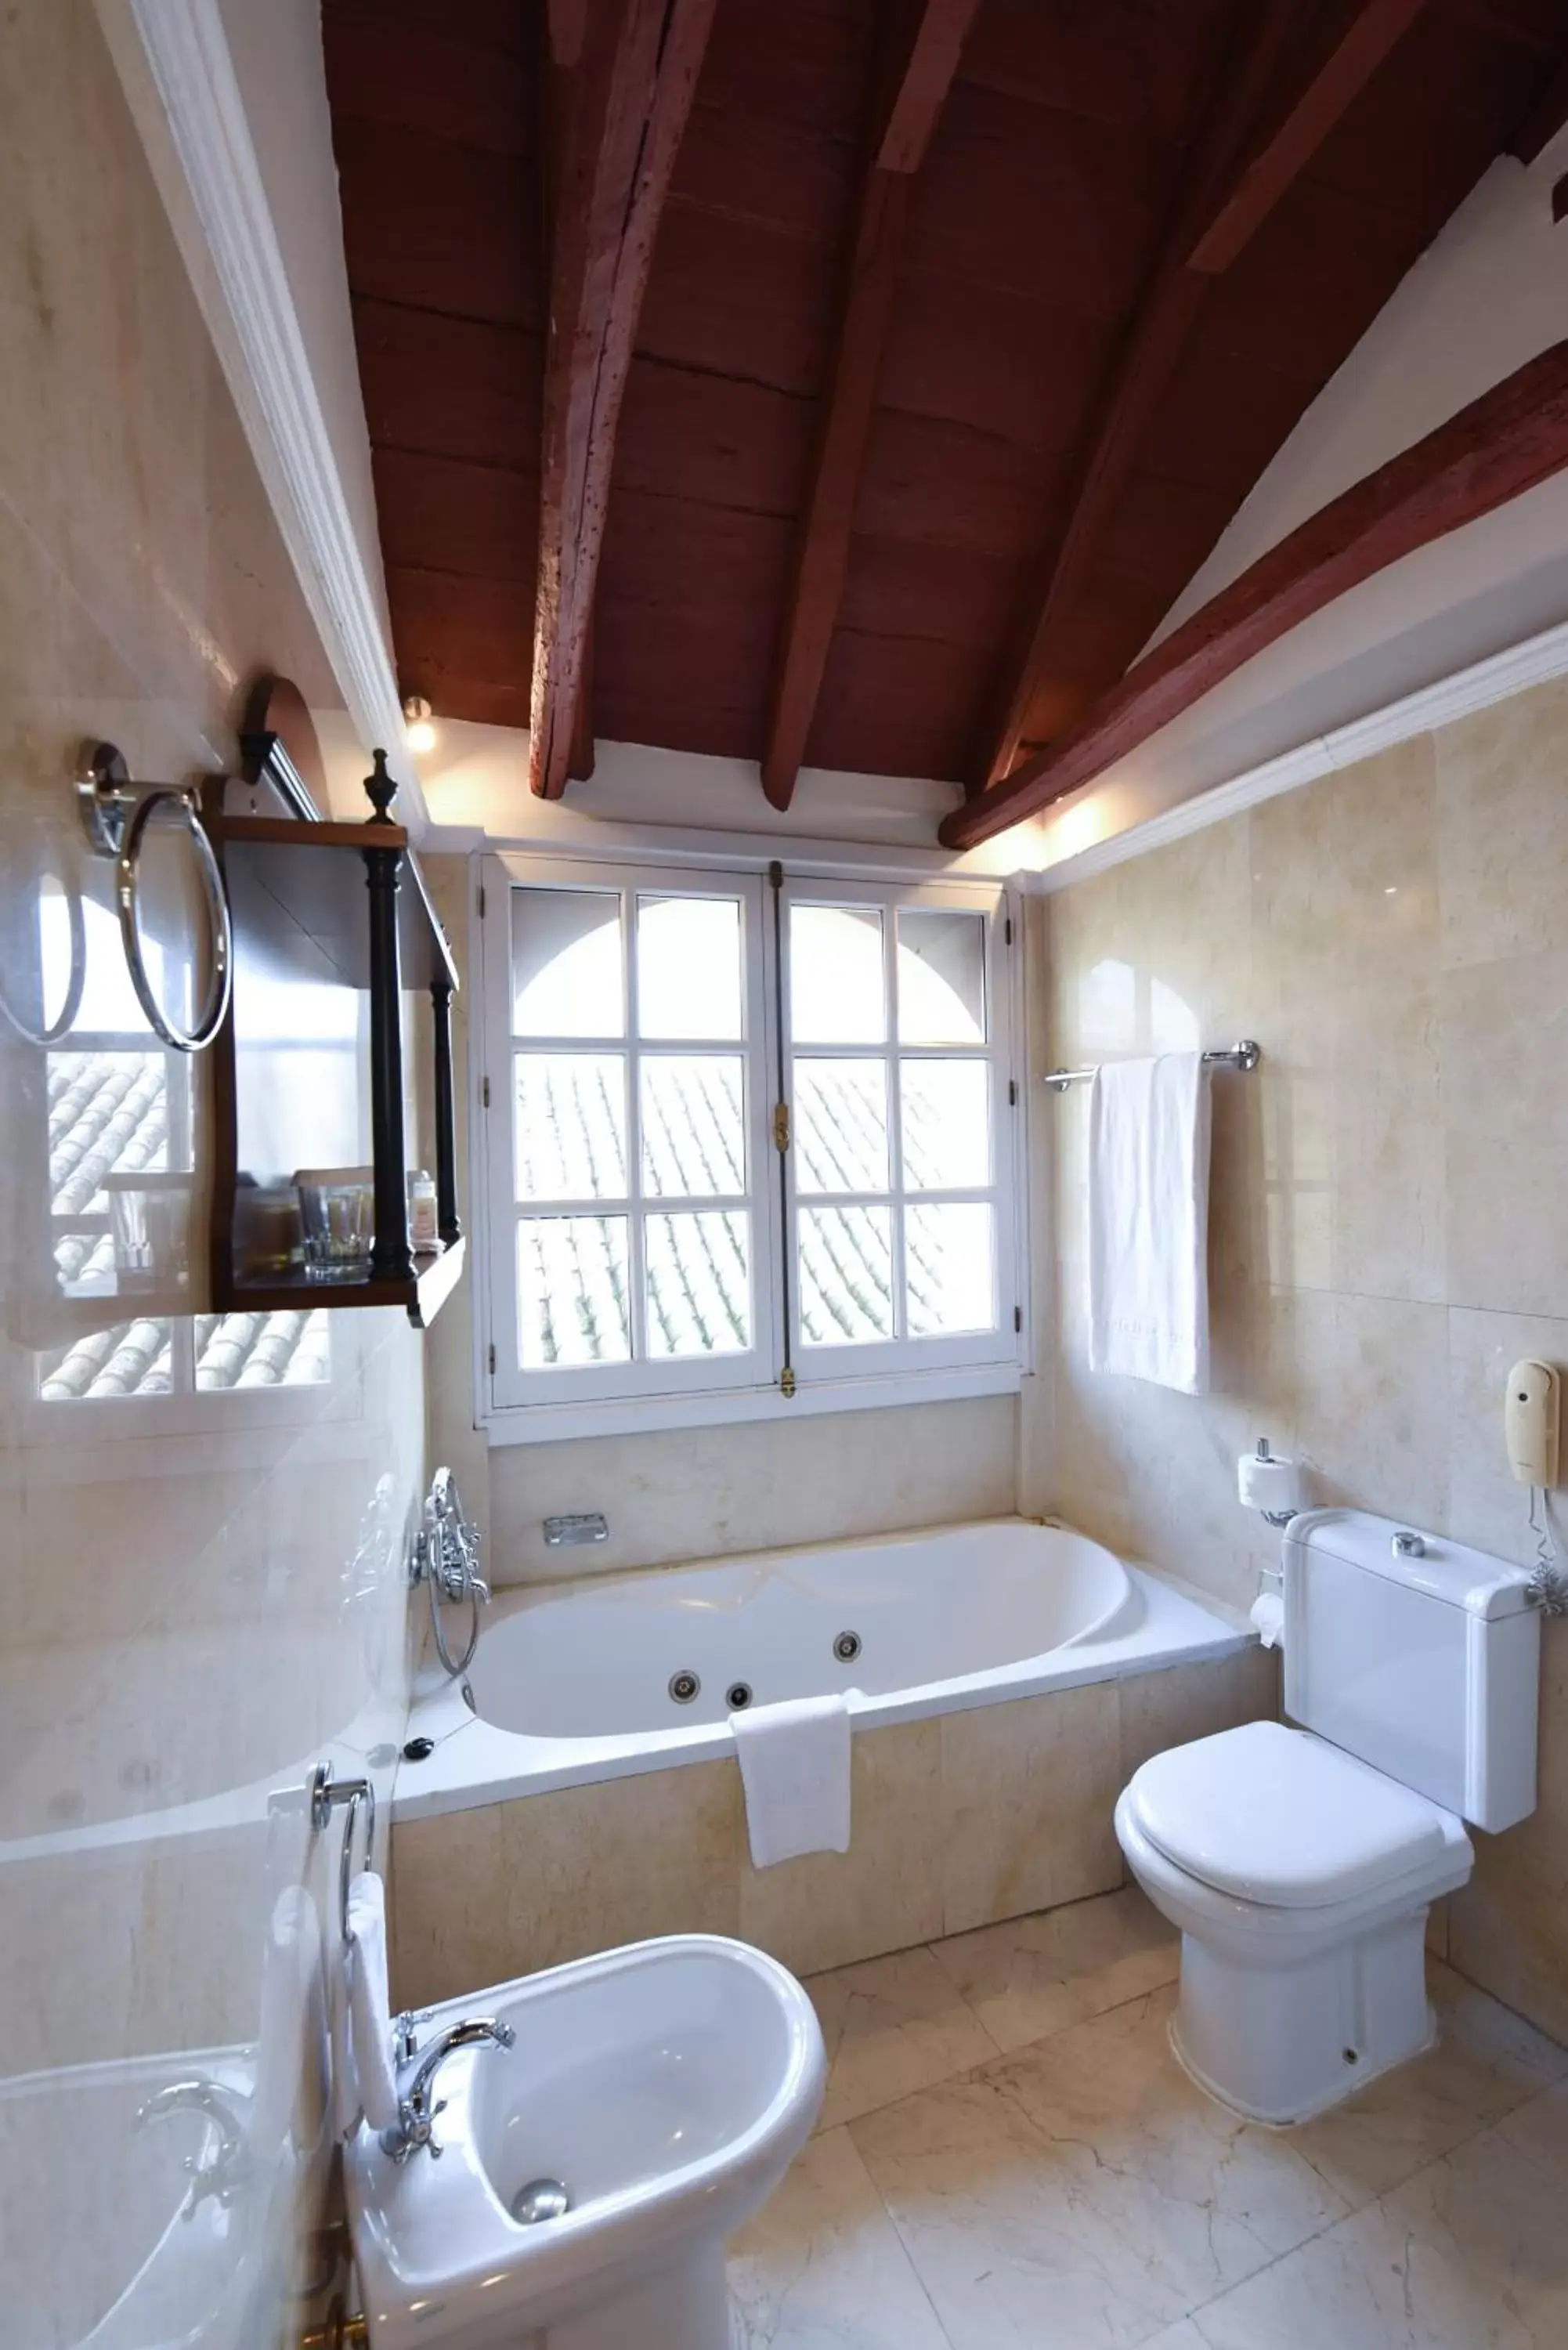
[392, 1523, 1256, 1827]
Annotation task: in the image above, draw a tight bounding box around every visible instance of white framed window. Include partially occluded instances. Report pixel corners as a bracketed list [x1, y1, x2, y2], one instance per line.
[477, 852, 1024, 1441]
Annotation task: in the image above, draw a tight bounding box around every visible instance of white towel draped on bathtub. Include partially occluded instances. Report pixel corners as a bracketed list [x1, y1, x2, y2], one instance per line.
[731, 1693, 853, 1867]
[1088, 1050, 1212, 1394]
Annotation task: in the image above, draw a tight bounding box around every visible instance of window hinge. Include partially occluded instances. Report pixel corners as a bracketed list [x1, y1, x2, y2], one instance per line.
[1013, 1305, 1023, 1334]
[482, 1075, 491, 1109]
[488, 1342, 497, 1375]
[1008, 1077, 1017, 1107]
[772, 1101, 790, 1153]
[780, 1364, 797, 1397]
[1005, 916, 1013, 946]
[478, 881, 486, 917]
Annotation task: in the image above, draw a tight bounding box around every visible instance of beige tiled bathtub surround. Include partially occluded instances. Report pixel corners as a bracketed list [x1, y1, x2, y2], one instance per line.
[1037, 674, 1568, 2046]
[0, 6, 425, 2340]
[389, 1647, 1274, 2007]
[729, 1888, 1568, 2350]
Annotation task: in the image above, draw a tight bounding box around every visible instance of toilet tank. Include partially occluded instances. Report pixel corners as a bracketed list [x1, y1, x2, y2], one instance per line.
[1283, 1508, 1539, 1831]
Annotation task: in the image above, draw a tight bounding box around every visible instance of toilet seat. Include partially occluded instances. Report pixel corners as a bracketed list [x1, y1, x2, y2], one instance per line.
[1126, 1719, 1452, 1910]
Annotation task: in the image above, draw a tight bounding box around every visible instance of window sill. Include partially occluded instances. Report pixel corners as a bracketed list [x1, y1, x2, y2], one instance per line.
[480, 1359, 1024, 1447]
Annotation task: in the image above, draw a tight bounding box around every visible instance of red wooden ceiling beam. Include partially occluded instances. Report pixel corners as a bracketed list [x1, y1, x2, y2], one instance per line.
[940, 336, 1568, 850]
[968, 0, 1432, 801]
[1187, 0, 1431, 275]
[759, 0, 982, 812]
[529, 0, 716, 801]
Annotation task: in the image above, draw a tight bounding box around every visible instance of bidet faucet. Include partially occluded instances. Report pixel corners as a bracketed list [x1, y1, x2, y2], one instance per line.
[379, 2016, 515, 2164]
[135, 2078, 251, 2218]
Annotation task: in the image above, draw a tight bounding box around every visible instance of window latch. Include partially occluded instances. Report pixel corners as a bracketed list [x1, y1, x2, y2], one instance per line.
[772, 1101, 790, 1153]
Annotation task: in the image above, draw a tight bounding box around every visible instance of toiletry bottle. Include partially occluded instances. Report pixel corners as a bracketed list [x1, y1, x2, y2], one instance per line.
[408, 1169, 439, 1253]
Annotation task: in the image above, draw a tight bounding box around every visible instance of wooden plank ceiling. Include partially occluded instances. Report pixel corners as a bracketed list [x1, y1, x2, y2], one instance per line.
[323, 0, 1568, 822]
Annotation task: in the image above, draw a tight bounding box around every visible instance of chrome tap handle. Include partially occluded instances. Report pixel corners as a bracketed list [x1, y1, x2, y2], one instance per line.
[379, 2016, 515, 2164]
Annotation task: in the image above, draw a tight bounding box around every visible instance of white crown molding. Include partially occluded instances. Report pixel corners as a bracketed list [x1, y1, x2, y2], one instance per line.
[1023, 613, 1568, 894]
[96, 0, 423, 826]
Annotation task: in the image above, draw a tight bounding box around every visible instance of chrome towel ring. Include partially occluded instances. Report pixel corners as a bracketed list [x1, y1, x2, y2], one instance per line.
[77, 740, 233, 1053]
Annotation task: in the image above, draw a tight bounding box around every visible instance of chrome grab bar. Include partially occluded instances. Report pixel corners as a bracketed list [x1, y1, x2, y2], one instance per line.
[309, 1763, 376, 1945]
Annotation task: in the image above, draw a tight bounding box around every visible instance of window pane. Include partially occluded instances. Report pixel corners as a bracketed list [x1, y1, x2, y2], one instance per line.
[797, 1206, 894, 1345]
[511, 888, 623, 1037]
[514, 1054, 627, 1199]
[637, 897, 742, 1040]
[906, 1203, 995, 1336]
[645, 1211, 751, 1356]
[897, 909, 987, 1043]
[641, 1056, 745, 1198]
[789, 906, 885, 1043]
[49, 1050, 169, 1215]
[901, 1060, 992, 1190]
[517, 1216, 631, 1365]
[793, 1059, 888, 1195]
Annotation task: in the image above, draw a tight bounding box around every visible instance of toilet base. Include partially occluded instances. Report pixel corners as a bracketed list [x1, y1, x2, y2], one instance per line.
[1170, 1909, 1436, 2126]
[542, 2247, 730, 2350]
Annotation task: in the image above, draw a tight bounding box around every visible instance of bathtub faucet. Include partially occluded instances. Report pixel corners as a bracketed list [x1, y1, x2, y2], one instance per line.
[136, 2077, 252, 2218]
[411, 1466, 490, 1678]
[380, 2017, 516, 2164]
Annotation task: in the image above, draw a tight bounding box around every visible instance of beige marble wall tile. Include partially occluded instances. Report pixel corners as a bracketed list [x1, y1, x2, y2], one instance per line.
[1443, 945, 1568, 1318]
[1117, 1648, 1280, 1791]
[739, 1722, 945, 1976]
[1435, 672, 1568, 971]
[1262, 1287, 1451, 1529]
[486, 1396, 1019, 1588]
[391, 1760, 744, 2009]
[940, 1682, 1122, 1935]
[1450, 1615, 1568, 2048]
[1248, 735, 1439, 996]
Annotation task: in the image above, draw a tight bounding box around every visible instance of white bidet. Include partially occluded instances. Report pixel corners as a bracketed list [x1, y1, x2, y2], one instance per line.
[346, 1933, 825, 2350]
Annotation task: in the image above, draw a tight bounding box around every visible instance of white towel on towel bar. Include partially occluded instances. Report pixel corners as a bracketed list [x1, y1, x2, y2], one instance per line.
[1088, 1051, 1212, 1394]
[343, 1869, 399, 2135]
[731, 1693, 853, 1868]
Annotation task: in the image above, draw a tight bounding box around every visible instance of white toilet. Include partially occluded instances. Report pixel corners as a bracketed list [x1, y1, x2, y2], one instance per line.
[1116, 1507, 1541, 2124]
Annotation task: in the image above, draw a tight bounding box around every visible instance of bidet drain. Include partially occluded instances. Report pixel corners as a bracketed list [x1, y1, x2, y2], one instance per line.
[833, 1629, 862, 1664]
[511, 2177, 572, 2225]
[727, 1681, 753, 1709]
[669, 1668, 700, 1704]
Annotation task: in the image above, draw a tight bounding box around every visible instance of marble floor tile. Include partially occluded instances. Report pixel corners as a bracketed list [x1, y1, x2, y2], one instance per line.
[807, 1943, 1000, 2132]
[1285, 1958, 1568, 2210]
[728, 2126, 951, 2350]
[1180, 2085, 1568, 2348]
[851, 1989, 1349, 2350]
[928, 1885, 1178, 2055]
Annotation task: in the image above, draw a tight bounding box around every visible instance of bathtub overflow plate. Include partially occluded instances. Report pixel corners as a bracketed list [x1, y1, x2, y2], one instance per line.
[833, 1630, 862, 1664]
[669, 1669, 700, 1705]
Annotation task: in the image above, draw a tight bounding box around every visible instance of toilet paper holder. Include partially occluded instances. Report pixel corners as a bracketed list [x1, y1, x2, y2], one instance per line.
[1244, 1436, 1302, 1528]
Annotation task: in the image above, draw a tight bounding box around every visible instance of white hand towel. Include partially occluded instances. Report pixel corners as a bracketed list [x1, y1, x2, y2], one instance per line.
[732, 1693, 853, 1868]
[1088, 1051, 1212, 1394]
[343, 1870, 399, 2135]
[250, 1885, 322, 2156]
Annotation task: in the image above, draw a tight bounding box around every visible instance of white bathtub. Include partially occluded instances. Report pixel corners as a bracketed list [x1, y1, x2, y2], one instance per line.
[394, 1518, 1252, 1823]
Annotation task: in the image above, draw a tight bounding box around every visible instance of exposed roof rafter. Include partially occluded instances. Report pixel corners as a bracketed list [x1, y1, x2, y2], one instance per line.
[759, 0, 982, 812]
[941, 336, 1568, 850]
[529, 0, 716, 801]
[968, 0, 1434, 801]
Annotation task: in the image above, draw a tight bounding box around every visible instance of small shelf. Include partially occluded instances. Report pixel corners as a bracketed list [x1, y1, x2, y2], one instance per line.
[223, 1238, 466, 1331]
[207, 717, 465, 1334]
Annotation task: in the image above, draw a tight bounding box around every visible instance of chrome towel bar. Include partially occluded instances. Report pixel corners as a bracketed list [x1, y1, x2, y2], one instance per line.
[1044, 1039, 1260, 1093]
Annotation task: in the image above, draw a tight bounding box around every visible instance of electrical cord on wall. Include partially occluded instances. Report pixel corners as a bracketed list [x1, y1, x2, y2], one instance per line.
[1526, 1486, 1568, 1616]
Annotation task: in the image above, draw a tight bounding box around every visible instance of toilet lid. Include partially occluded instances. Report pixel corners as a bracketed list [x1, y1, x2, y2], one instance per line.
[1128, 1720, 1450, 1909]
